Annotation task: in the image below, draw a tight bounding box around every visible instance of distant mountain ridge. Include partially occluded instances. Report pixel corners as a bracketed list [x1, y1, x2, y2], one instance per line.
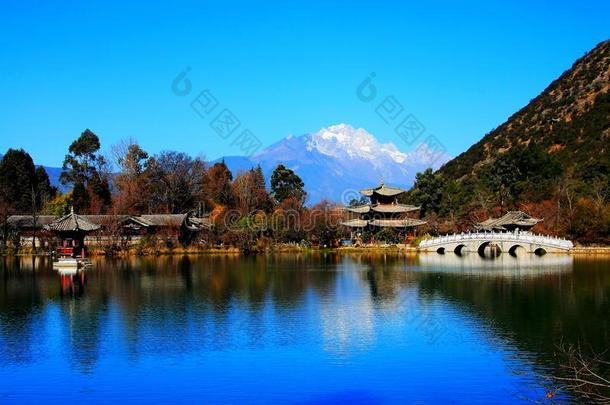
[18, 124, 449, 203]
[217, 124, 451, 203]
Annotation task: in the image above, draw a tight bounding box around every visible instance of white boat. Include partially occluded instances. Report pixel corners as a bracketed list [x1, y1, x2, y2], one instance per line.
[53, 259, 80, 273]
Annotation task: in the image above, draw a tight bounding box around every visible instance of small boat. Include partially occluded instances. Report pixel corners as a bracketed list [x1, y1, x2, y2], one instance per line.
[53, 258, 81, 268]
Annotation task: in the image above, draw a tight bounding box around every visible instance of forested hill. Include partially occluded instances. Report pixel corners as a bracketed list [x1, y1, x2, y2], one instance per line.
[407, 40, 610, 243]
[440, 40, 610, 182]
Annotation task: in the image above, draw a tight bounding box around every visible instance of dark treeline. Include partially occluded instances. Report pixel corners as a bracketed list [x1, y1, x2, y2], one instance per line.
[0, 129, 345, 250]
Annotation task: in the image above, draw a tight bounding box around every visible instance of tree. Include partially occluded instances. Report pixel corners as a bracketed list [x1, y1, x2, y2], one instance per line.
[113, 142, 151, 213]
[60, 129, 111, 213]
[207, 161, 235, 207]
[308, 200, 343, 246]
[143, 151, 205, 213]
[251, 165, 272, 213]
[0, 149, 57, 252]
[410, 168, 445, 217]
[233, 165, 272, 214]
[270, 164, 306, 205]
[0, 149, 37, 213]
[0, 150, 37, 251]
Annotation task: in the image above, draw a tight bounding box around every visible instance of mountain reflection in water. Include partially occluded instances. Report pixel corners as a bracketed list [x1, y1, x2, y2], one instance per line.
[0, 254, 608, 403]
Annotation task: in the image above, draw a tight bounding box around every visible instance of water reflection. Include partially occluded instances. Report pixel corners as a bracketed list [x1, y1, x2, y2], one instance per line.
[58, 268, 86, 297]
[416, 252, 574, 276]
[0, 254, 607, 402]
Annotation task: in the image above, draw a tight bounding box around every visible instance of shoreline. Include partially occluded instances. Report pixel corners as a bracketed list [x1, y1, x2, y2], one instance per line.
[4, 245, 610, 257]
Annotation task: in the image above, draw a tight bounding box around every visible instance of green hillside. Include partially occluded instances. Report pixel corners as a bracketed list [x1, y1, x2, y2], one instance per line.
[407, 40, 610, 243]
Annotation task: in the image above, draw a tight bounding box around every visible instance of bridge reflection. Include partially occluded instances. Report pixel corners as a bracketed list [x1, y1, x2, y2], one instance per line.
[415, 252, 574, 277]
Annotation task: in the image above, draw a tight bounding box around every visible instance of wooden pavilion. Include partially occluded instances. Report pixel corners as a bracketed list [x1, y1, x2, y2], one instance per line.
[342, 181, 426, 239]
[45, 209, 100, 258]
[475, 211, 542, 232]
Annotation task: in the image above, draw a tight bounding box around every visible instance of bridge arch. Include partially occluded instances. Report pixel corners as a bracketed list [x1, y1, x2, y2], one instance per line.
[478, 241, 501, 258]
[436, 247, 446, 254]
[454, 244, 467, 256]
[534, 247, 547, 256]
[508, 244, 525, 257]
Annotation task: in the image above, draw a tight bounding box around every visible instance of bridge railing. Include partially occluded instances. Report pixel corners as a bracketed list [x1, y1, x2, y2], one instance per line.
[418, 231, 573, 249]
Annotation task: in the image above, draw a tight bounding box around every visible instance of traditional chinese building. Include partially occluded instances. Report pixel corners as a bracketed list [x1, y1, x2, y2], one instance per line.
[342, 181, 426, 237]
[45, 209, 101, 258]
[475, 211, 542, 232]
[7, 210, 212, 249]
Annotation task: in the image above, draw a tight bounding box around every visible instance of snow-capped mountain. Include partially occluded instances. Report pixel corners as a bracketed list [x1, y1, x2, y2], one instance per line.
[219, 124, 451, 204]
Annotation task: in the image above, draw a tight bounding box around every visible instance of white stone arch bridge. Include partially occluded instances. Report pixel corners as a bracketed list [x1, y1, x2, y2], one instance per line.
[418, 231, 573, 256]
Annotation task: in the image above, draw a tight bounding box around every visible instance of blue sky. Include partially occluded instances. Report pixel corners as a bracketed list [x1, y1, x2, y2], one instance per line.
[1, 0, 609, 167]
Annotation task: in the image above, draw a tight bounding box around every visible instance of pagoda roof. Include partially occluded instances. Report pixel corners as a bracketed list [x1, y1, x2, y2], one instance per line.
[360, 183, 406, 197]
[45, 211, 101, 233]
[341, 218, 426, 228]
[476, 211, 542, 231]
[371, 204, 419, 213]
[344, 203, 420, 214]
[345, 205, 371, 214]
[369, 218, 427, 228]
[341, 219, 369, 228]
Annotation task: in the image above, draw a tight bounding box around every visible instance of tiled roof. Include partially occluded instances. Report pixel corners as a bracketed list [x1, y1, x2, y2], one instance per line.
[341, 219, 369, 228]
[46, 212, 101, 232]
[476, 211, 542, 231]
[360, 183, 406, 197]
[341, 218, 426, 228]
[369, 218, 427, 228]
[138, 214, 187, 227]
[10, 212, 213, 232]
[371, 204, 420, 213]
[345, 205, 371, 214]
[344, 204, 420, 214]
[6, 215, 57, 228]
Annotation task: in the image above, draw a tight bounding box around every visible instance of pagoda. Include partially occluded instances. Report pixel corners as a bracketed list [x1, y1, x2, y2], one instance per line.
[342, 181, 426, 235]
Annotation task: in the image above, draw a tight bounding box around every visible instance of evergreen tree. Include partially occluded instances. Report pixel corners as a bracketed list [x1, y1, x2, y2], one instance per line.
[208, 161, 235, 207]
[270, 164, 306, 205]
[251, 165, 272, 212]
[0, 149, 37, 213]
[410, 168, 445, 217]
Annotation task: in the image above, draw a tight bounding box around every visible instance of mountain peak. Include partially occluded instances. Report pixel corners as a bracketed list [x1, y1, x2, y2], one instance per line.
[218, 123, 451, 203]
[307, 123, 409, 164]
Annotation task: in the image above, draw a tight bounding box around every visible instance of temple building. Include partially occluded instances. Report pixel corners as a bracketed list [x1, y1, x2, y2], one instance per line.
[475, 211, 542, 232]
[342, 182, 426, 236]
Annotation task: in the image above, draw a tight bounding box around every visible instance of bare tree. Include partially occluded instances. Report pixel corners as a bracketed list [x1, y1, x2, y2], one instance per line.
[548, 342, 610, 403]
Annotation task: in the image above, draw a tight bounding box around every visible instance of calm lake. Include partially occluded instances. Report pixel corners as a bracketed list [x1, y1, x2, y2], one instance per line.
[0, 254, 608, 403]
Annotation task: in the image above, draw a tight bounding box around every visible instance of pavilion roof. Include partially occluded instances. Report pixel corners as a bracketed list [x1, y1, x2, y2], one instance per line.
[476, 211, 542, 231]
[344, 203, 420, 214]
[341, 219, 369, 228]
[369, 218, 427, 228]
[341, 218, 426, 228]
[371, 204, 420, 213]
[345, 205, 371, 214]
[360, 182, 406, 197]
[45, 211, 101, 232]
